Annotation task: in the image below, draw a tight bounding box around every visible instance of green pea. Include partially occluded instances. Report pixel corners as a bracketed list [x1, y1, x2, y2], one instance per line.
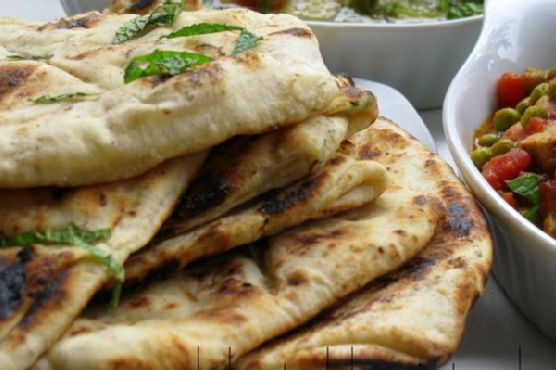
[547, 66, 556, 80]
[521, 105, 547, 127]
[493, 108, 521, 131]
[529, 82, 549, 104]
[490, 139, 515, 156]
[478, 133, 499, 147]
[516, 97, 530, 114]
[471, 147, 493, 169]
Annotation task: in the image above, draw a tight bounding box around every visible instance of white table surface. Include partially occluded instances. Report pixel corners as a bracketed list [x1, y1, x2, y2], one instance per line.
[2, 2, 556, 369]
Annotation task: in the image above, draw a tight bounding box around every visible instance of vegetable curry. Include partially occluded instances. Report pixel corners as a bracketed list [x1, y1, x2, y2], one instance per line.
[472, 66, 556, 239]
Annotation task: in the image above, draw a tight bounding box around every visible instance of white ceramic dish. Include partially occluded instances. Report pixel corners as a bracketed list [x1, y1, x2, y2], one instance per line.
[61, 0, 110, 15]
[310, 15, 483, 110]
[60, 0, 482, 110]
[444, 0, 556, 341]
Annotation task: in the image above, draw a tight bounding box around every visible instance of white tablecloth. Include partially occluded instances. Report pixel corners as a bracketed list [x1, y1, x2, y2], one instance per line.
[1, 3, 556, 368]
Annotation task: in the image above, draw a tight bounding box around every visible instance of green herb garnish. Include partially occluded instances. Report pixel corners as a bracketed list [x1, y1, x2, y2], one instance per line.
[506, 173, 541, 222]
[233, 29, 261, 54]
[161, 23, 244, 39]
[113, 0, 182, 44]
[161, 23, 261, 54]
[0, 223, 123, 310]
[124, 50, 211, 84]
[507, 174, 541, 204]
[446, 0, 483, 20]
[7, 53, 53, 61]
[522, 205, 540, 222]
[32, 92, 95, 104]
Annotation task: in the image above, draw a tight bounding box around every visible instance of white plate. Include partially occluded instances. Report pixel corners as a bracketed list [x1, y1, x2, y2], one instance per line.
[355, 79, 436, 151]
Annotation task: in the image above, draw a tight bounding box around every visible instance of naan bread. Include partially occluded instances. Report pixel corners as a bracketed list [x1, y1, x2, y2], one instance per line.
[153, 76, 378, 235]
[125, 144, 387, 282]
[0, 153, 206, 370]
[237, 118, 493, 370]
[0, 9, 339, 187]
[36, 122, 443, 370]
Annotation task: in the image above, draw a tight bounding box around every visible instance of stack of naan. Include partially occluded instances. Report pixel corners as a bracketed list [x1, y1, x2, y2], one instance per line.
[0, 3, 492, 370]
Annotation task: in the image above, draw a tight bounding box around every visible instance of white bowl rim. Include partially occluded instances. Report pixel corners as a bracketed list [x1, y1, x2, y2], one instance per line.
[443, 2, 556, 254]
[306, 14, 483, 28]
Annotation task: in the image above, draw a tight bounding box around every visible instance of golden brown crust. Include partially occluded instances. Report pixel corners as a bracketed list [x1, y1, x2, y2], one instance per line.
[236, 118, 493, 370]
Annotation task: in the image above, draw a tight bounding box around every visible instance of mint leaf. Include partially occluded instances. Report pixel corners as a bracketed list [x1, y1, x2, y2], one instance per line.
[506, 174, 541, 205]
[113, 16, 150, 44]
[233, 29, 261, 54]
[0, 223, 110, 246]
[80, 244, 124, 310]
[522, 205, 540, 222]
[124, 50, 211, 83]
[161, 23, 244, 39]
[32, 92, 95, 104]
[113, 0, 182, 44]
[161, 23, 261, 55]
[0, 223, 123, 309]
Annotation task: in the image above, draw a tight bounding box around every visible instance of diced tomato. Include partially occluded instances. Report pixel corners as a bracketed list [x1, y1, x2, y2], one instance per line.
[497, 72, 527, 108]
[503, 122, 526, 141]
[501, 191, 518, 207]
[540, 179, 556, 215]
[524, 117, 548, 136]
[482, 148, 532, 190]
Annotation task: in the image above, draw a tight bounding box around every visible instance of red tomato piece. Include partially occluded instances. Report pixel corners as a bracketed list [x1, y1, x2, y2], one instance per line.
[540, 179, 556, 215]
[482, 148, 532, 190]
[497, 72, 526, 108]
[524, 117, 548, 136]
[501, 191, 518, 208]
[503, 122, 526, 142]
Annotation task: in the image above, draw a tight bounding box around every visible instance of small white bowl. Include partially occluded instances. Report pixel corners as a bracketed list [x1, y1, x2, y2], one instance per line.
[310, 15, 483, 109]
[444, 0, 556, 341]
[61, 0, 110, 15]
[60, 0, 482, 109]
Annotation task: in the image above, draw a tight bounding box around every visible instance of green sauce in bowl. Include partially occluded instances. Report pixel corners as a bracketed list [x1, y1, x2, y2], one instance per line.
[207, 0, 483, 23]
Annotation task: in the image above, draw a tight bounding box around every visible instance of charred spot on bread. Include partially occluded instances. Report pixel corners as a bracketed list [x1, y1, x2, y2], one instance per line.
[37, 14, 102, 31]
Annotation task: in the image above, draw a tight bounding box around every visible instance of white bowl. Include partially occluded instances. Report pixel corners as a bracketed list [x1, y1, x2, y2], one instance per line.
[60, 0, 482, 109]
[444, 0, 556, 341]
[61, 0, 110, 15]
[310, 15, 483, 109]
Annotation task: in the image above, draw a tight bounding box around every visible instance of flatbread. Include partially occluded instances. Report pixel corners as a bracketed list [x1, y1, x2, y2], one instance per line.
[0, 9, 339, 187]
[0, 153, 206, 370]
[237, 118, 493, 370]
[125, 144, 387, 282]
[36, 122, 442, 370]
[162, 76, 378, 233]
